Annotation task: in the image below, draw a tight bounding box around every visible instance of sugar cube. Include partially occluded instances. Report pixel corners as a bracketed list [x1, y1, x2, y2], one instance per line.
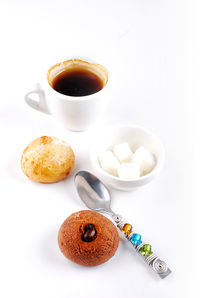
[113, 142, 133, 163]
[132, 146, 155, 175]
[98, 150, 120, 176]
[117, 162, 140, 180]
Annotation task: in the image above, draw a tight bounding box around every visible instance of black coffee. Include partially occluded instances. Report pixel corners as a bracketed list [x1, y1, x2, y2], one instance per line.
[52, 68, 103, 97]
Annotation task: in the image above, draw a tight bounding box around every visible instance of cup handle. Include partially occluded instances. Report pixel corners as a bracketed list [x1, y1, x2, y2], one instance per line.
[24, 83, 50, 114]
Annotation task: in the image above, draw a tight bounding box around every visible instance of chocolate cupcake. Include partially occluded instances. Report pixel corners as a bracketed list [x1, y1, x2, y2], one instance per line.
[58, 210, 119, 266]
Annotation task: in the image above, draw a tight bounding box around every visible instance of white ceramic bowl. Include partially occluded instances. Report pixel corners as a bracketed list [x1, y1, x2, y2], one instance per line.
[90, 125, 165, 191]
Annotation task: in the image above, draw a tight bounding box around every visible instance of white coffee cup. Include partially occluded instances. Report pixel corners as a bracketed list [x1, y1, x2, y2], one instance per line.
[24, 58, 109, 131]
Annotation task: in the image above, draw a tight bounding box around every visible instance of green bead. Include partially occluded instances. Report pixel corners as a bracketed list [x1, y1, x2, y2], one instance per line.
[140, 244, 152, 256]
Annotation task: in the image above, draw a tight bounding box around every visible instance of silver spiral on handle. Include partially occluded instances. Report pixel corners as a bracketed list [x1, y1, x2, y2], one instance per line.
[153, 258, 167, 273]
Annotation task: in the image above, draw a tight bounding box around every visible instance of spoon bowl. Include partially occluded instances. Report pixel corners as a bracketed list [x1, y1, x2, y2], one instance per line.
[74, 171, 112, 213]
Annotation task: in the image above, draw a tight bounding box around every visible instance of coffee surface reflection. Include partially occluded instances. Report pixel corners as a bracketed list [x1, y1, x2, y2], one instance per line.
[52, 68, 103, 97]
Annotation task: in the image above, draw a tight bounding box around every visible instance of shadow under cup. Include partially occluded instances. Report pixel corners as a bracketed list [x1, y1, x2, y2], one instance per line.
[47, 59, 108, 97]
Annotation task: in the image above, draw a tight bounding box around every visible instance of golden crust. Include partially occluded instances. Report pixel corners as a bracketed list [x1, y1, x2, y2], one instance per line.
[21, 136, 75, 183]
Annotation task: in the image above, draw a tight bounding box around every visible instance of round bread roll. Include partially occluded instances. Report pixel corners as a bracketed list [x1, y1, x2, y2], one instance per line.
[58, 210, 119, 266]
[21, 136, 75, 183]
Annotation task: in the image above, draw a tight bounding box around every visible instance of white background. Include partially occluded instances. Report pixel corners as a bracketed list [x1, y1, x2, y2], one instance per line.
[0, 1, 199, 297]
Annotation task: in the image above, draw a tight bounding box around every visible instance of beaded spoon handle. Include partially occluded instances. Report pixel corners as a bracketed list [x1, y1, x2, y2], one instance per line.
[111, 214, 171, 279]
[75, 171, 171, 279]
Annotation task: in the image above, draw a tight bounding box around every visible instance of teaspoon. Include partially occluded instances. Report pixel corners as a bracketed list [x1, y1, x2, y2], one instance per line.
[74, 170, 171, 279]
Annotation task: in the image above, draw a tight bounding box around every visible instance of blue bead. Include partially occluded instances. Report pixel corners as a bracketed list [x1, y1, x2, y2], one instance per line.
[136, 240, 142, 246]
[130, 233, 142, 247]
